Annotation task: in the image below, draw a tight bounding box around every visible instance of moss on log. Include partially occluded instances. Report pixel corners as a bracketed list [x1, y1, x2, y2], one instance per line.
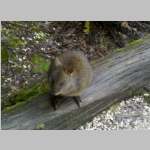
[2, 53, 50, 111]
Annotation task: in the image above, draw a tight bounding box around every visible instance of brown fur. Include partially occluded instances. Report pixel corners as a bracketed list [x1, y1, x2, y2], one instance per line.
[48, 51, 93, 96]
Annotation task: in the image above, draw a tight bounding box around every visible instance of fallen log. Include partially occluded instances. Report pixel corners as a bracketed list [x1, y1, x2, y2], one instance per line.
[2, 36, 150, 130]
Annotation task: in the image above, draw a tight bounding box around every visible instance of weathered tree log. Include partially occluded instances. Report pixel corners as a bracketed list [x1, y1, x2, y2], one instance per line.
[2, 37, 150, 130]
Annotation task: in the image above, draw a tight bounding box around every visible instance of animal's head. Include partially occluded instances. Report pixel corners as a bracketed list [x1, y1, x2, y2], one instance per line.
[51, 57, 76, 96]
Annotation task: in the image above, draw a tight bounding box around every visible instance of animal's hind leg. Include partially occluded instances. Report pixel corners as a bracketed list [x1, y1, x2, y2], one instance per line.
[49, 93, 64, 110]
[49, 93, 57, 110]
[73, 96, 82, 108]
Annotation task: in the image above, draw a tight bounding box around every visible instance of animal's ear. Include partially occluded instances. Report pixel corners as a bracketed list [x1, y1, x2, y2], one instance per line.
[54, 57, 62, 67]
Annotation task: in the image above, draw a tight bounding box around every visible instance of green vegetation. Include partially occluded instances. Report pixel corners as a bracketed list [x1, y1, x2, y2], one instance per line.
[3, 79, 49, 112]
[128, 38, 143, 46]
[31, 54, 50, 73]
[116, 38, 144, 52]
[35, 123, 45, 129]
[1, 22, 48, 64]
[84, 21, 90, 34]
[144, 92, 150, 103]
[127, 87, 144, 97]
[2, 28, 27, 48]
[108, 101, 120, 112]
[1, 22, 51, 111]
[3, 100, 28, 113]
[1, 48, 9, 63]
[126, 87, 150, 104]
[116, 34, 150, 52]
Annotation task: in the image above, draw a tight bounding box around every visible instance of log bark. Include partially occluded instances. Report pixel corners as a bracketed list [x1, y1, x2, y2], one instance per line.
[2, 37, 150, 130]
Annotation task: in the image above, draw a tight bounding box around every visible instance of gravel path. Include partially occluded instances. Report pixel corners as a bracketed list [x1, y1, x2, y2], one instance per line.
[79, 95, 150, 130]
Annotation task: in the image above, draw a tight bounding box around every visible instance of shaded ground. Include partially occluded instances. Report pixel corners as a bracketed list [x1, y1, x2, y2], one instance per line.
[1, 21, 150, 110]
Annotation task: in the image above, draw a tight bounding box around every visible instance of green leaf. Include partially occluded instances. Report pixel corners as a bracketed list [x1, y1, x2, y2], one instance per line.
[31, 54, 50, 73]
[84, 21, 90, 34]
[1, 48, 9, 63]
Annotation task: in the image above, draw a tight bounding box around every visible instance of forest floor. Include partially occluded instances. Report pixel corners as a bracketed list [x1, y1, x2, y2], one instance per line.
[1, 21, 150, 129]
